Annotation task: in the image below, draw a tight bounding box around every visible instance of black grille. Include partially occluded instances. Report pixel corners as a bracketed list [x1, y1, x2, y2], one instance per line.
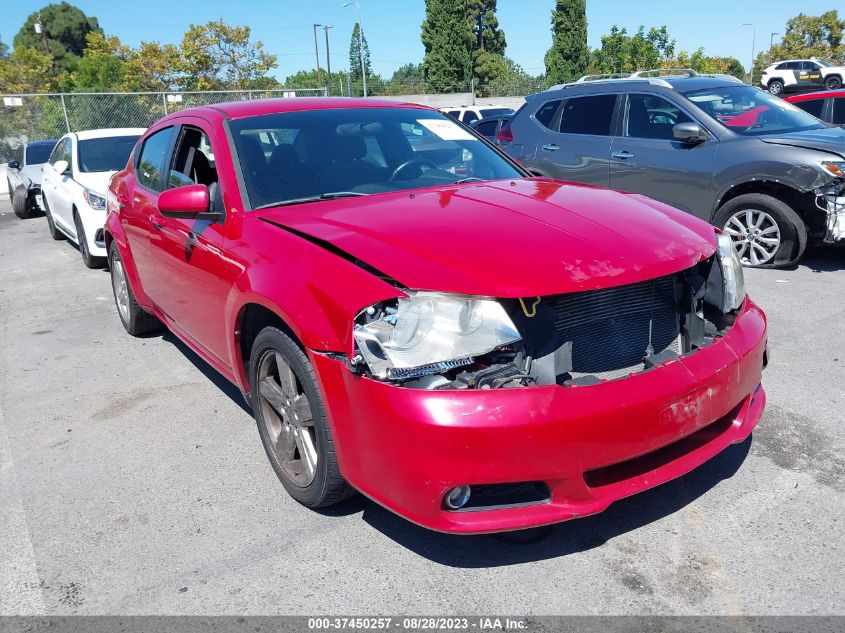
[544, 275, 681, 376]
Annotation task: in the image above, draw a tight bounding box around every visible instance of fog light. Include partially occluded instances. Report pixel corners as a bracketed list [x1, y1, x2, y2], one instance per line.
[443, 485, 471, 510]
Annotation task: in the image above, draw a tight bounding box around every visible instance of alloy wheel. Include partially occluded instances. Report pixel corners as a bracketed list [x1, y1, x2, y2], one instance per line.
[111, 256, 131, 323]
[256, 349, 317, 487]
[723, 208, 781, 266]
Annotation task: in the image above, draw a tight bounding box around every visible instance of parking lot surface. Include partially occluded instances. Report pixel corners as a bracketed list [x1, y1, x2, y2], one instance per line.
[0, 197, 842, 615]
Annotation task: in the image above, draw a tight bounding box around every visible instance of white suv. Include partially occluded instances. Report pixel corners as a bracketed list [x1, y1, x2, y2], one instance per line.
[761, 59, 844, 95]
[41, 128, 145, 268]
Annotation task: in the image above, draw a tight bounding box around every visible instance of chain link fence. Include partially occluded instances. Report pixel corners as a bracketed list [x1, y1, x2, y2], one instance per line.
[0, 88, 327, 162]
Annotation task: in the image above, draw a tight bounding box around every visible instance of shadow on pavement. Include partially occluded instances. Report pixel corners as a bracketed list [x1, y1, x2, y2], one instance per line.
[795, 243, 844, 274]
[330, 437, 753, 567]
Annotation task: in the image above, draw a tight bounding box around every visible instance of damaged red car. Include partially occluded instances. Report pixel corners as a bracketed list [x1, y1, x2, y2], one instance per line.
[105, 98, 768, 534]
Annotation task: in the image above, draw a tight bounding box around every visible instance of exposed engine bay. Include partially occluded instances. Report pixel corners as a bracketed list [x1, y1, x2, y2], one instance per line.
[351, 243, 745, 390]
[818, 180, 845, 243]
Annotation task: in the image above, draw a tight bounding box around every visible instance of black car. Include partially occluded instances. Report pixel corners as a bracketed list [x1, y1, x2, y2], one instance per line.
[470, 115, 512, 143]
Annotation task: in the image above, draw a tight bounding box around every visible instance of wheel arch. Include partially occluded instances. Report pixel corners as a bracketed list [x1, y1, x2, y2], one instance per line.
[712, 179, 821, 234]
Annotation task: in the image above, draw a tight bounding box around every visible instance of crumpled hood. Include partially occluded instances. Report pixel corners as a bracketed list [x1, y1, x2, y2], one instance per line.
[759, 127, 845, 159]
[73, 170, 115, 196]
[257, 179, 718, 297]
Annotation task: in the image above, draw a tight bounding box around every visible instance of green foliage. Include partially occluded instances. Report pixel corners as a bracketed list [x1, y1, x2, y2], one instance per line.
[544, 0, 588, 86]
[180, 20, 278, 90]
[348, 23, 373, 95]
[668, 49, 745, 79]
[421, 0, 473, 91]
[753, 10, 845, 79]
[0, 46, 57, 92]
[589, 25, 675, 75]
[0, 37, 9, 60]
[14, 2, 101, 73]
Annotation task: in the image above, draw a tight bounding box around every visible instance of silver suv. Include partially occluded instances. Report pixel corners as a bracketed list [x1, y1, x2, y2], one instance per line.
[504, 70, 845, 267]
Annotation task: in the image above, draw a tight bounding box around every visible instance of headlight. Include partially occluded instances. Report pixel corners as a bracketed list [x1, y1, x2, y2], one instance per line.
[717, 232, 746, 311]
[820, 161, 845, 179]
[353, 291, 521, 379]
[83, 188, 106, 210]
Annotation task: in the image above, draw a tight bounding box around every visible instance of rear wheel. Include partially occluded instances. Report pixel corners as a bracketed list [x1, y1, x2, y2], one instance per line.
[108, 242, 162, 336]
[825, 76, 842, 91]
[713, 193, 807, 268]
[249, 326, 354, 509]
[767, 80, 784, 96]
[74, 211, 106, 269]
[12, 186, 34, 219]
[42, 197, 65, 240]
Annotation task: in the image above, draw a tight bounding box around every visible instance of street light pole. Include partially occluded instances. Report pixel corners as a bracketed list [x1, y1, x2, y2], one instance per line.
[741, 23, 756, 86]
[323, 25, 333, 96]
[313, 23, 323, 86]
[341, 2, 367, 98]
[770, 32, 780, 50]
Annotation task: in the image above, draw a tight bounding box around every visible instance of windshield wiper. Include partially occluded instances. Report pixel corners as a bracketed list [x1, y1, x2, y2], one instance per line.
[454, 177, 485, 184]
[254, 191, 368, 210]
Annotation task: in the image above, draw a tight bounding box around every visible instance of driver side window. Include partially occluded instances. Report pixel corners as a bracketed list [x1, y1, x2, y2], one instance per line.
[624, 94, 693, 140]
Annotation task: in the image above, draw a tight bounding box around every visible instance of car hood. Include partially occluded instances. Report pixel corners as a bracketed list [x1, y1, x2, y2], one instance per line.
[73, 170, 115, 195]
[759, 126, 845, 158]
[256, 179, 717, 297]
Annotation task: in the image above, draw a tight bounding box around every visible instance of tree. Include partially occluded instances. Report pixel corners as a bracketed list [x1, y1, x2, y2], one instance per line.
[72, 31, 130, 91]
[467, 0, 507, 92]
[486, 57, 543, 96]
[0, 36, 9, 60]
[421, 0, 474, 92]
[14, 2, 101, 73]
[385, 63, 425, 94]
[544, 0, 588, 86]
[348, 22, 373, 95]
[589, 25, 675, 74]
[666, 49, 745, 79]
[125, 41, 183, 91]
[179, 20, 277, 90]
[753, 11, 845, 79]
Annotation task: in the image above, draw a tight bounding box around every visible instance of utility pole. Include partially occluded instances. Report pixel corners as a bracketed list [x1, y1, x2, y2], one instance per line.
[341, 2, 367, 97]
[770, 32, 780, 50]
[313, 23, 323, 86]
[323, 25, 333, 96]
[740, 23, 756, 86]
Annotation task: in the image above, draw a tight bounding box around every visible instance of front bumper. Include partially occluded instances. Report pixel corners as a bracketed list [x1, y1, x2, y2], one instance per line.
[312, 298, 768, 534]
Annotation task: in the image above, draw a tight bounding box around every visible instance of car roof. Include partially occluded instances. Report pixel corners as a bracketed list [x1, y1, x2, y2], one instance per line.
[199, 97, 429, 121]
[537, 75, 743, 99]
[786, 90, 845, 101]
[74, 127, 147, 140]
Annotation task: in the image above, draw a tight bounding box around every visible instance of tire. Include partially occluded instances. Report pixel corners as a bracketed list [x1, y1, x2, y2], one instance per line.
[767, 80, 784, 96]
[825, 76, 842, 91]
[42, 197, 66, 241]
[74, 211, 106, 269]
[108, 242, 162, 336]
[12, 186, 33, 219]
[249, 326, 354, 509]
[713, 193, 807, 268]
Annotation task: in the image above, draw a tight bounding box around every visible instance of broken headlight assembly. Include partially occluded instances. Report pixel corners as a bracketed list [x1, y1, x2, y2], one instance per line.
[712, 232, 746, 312]
[352, 292, 522, 381]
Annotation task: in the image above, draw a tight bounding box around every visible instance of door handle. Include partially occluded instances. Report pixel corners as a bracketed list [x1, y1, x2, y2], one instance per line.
[541, 143, 560, 152]
[612, 150, 635, 160]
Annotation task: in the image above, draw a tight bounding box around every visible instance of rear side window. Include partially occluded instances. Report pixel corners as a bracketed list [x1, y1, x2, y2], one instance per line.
[559, 95, 616, 136]
[26, 143, 55, 165]
[794, 99, 824, 118]
[136, 127, 175, 191]
[534, 99, 562, 129]
[833, 99, 845, 125]
[475, 120, 498, 137]
[461, 110, 479, 123]
[775, 63, 788, 70]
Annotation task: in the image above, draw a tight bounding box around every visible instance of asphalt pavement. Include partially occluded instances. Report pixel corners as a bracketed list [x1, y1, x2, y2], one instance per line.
[0, 198, 842, 615]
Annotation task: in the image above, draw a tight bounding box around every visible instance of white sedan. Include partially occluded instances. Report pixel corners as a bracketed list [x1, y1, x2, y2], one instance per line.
[41, 128, 145, 268]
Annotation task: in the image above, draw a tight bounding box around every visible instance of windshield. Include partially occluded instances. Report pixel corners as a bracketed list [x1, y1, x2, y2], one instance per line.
[26, 142, 56, 165]
[77, 135, 141, 173]
[683, 85, 826, 136]
[815, 59, 833, 67]
[229, 107, 522, 209]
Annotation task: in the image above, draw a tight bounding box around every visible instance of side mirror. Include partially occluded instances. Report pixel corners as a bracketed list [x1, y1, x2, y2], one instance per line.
[53, 160, 70, 175]
[158, 183, 211, 219]
[8, 160, 20, 170]
[673, 122, 708, 145]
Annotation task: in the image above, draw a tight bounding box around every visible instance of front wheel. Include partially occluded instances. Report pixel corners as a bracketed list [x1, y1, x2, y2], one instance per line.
[249, 326, 354, 509]
[74, 212, 106, 269]
[713, 193, 807, 268]
[767, 80, 784, 96]
[825, 76, 843, 91]
[108, 242, 162, 336]
[12, 186, 34, 219]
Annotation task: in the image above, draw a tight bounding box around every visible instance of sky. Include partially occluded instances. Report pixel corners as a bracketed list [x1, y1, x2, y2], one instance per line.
[2, 0, 840, 81]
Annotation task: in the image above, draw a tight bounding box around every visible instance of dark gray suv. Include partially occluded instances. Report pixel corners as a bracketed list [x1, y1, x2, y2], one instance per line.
[504, 71, 845, 267]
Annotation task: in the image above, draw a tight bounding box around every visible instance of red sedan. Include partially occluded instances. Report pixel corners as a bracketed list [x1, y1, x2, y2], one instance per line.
[784, 90, 845, 127]
[105, 98, 767, 534]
